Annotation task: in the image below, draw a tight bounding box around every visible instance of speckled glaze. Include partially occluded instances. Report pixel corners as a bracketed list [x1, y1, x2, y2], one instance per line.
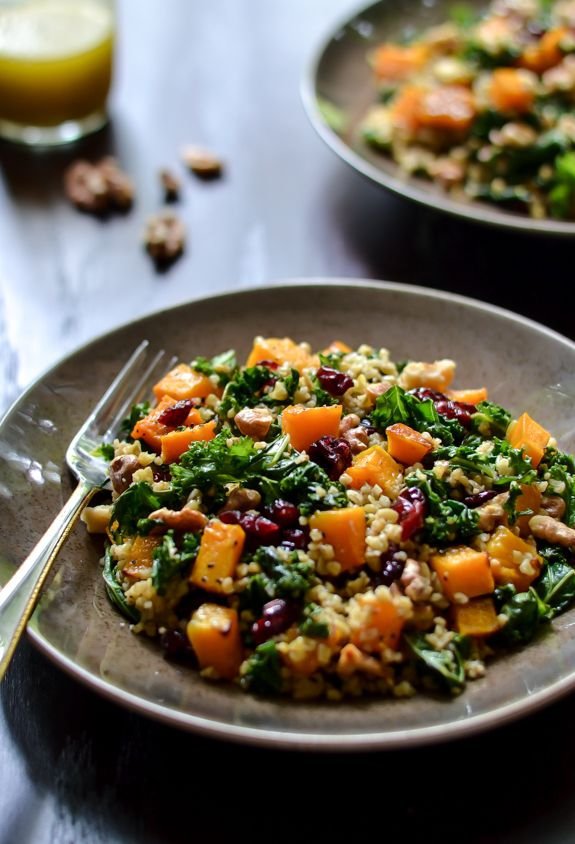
[1, 280, 575, 750]
[302, 0, 575, 236]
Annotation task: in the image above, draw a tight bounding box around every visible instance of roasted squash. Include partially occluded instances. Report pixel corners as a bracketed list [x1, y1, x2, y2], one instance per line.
[153, 363, 216, 402]
[453, 596, 500, 637]
[486, 525, 542, 592]
[430, 546, 495, 601]
[281, 404, 342, 452]
[187, 603, 243, 679]
[190, 519, 246, 593]
[507, 412, 550, 468]
[346, 444, 402, 496]
[386, 423, 433, 465]
[245, 336, 317, 371]
[160, 420, 217, 464]
[309, 507, 366, 571]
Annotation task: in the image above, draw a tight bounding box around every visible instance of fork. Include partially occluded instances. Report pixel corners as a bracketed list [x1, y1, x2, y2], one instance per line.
[0, 339, 171, 681]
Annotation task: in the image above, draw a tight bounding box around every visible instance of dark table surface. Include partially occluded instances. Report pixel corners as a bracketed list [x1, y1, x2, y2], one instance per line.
[1, 1, 575, 842]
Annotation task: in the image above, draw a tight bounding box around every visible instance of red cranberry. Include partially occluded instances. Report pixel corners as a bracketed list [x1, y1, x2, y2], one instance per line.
[409, 388, 476, 428]
[251, 598, 297, 644]
[255, 359, 279, 370]
[409, 387, 448, 402]
[392, 487, 427, 540]
[280, 527, 309, 550]
[308, 436, 352, 480]
[463, 490, 498, 508]
[241, 513, 281, 546]
[316, 366, 354, 396]
[219, 510, 242, 525]
[156, 399, 193, 427]
[264, 499, 300, 527]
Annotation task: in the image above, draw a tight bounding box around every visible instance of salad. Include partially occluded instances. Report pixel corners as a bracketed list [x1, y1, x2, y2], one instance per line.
[82, 335, 575, 700]
[361, 0, 575, 220]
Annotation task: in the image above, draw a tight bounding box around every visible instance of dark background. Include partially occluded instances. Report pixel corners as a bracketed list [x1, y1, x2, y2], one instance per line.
[1, 1, 574, 841]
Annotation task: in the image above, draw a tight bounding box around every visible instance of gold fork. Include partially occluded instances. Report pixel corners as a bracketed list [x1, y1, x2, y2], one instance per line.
[0, 340, 171, 679]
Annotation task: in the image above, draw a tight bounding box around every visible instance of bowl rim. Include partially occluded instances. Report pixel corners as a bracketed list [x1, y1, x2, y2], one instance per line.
[300, 0, 575, 237]
[5, 277, 575, 751]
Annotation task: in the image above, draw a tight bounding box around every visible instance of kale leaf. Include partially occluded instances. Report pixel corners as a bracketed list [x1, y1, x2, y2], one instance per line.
[102, 547, 140, 622]
[494, 585, 549, 645]
[93, 442, 115, 461]
[470, 400, 511, 438]
[240, 641, 283, 695]
[152, 531, 200, 595]
[406, 632, 468, 691]
[299, 603, 329, 638]
[110, 482, 177, 540]
[219, 364, 299, 419]
[240, 546, 316, 612]
[406, 473, 480, 545]
[539, 447, 575, 526]
[371, 385, 463, 444]
[433, 436, 536, 488]
[190, 349, 237, 388]
[535, 545, 575, 618]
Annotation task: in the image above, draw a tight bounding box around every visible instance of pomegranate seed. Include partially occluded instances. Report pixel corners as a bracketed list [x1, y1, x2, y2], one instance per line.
[264, 499, 300, 527]
[463, 490, 498, 508]
[251, 598, 297, 645]
[156, 399, 193, 427]
[240, 513, 281, 546]
[392, 487, 427, 540]
[316, 366, 354, 397]
[308, 436, 352, 480]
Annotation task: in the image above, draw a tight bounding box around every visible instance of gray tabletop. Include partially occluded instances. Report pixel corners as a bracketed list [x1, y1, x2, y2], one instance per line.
[1, 1, 575, 842]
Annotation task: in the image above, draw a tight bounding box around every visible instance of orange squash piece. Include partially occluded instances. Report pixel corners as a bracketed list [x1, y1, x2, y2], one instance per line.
[351, 593, 405, 651]
[446, 387, 488, 404]
[122, 536, 160, 580]
[430, 546, 495, 601]
[190, 519, 246, 593]
[507, 411, 550, 468]
[386, 423, 432, 465]
[281, 404, 342, 452]
[160, 420, 217, 464]
[346, 445, 402, 496]
[520, 28, 568, 74]
[390, 84, 426, 133]
[187, 603, 243, 680]
[488, 68, 535, 114]
[372, 42, 429, 81]
[486, 525, 542, 592]
[131, 395, 183, 451]
[245, 336, 317, 372]
[322, 340, 352, 354]
[153, 363, 216, 402]
[416, 85, 476, 133]
[513, 483, 542, 537]
[309, 507, 366, 571]
[453, 597, 500, 637]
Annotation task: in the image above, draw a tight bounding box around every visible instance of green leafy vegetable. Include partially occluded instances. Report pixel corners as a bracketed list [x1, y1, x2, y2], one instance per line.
[371, 385, 464, 444]
[535, 545, 575, 617]
[494, 585, 548, 645]
[151, 531, 200, 595]
[219, 364, 299, 420]
[299, 603, 329, 639]
[471, 401, 511, 438]
[406, 633, 468, 691]
[539, 447, 575, 526]
[433, 436, 536, 489]
[102, 547, 140, 623]
[241, 547, 316, 612]
[240, 641, 283, 695]
[406, 473, 480, 545]
[191, 349, 237, 387]
[120, 401, 151, 439]
[93, 442, 115, 461]
[110, 482, 176, 540]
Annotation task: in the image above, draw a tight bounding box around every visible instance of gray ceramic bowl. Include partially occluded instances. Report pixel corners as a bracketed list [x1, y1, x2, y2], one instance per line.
[1, 280, 575, 750]
[302, 0, 575, 236]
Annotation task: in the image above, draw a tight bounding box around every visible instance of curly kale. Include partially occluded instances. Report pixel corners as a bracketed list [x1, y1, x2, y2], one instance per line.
[370, 385, 464, 445]
[151, 531, 200, 595]
[109, 482, 177, 541]
[406, 473, 480, 545]
[240, 546, 316, 613]
[240, 641, 283, 695]
[219, 364, 299, 420]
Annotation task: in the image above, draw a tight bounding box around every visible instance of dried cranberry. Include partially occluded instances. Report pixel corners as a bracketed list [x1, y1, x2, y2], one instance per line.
[251, 598, 297, 645]
[219, 509, 242, 525]
[434, 399, 476, 427]
[160, 628, 191, 659]
[241, 513, 281, 546]
[156, 399, 193, 427]
[152, 465, 172, 483]
[280, 527, 309, 550]
[379, 557, 405, 587]
[392, 487, 428, 540]
[308, 435, 352, 480]
[409, 387, 447, 403]
[264, 499, 300, 527]
[255, 359, 279, 370]
[316, 366, 354, 397]
[463, 490, 498, 508]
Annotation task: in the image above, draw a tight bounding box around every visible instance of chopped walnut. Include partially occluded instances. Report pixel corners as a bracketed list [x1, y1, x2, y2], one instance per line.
[234, 407, 273, 439]
[220, 487, 262, 513]
[182, 145, 223, 178]
[529, 514, 575, 547]
[159, 168, 181, 202]
[64, 157, 134, 213]
[148, 507, 207, 532]
[144, 211, 186, 265]
[476, 492, 509, 532]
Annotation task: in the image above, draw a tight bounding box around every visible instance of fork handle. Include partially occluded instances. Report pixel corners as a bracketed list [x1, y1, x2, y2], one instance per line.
[0, 481, 94, 680]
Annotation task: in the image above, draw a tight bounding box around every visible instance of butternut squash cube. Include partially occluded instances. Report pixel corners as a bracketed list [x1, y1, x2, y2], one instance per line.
[187, 604, 243, 679]
[153, 363, 215, 402]
[122, 536, 160, 580]
[190, 519, 245, 593]
[507, 412, 550, 468]
[486, 525, 542, 592]
[346, 444, 402, 496]
[245, 336, 318, 372]
[160, 420, 217, 464]
[281, 404, 342, 452]
[446, 387, 488, 404]
[131, 394, 181, 451]
[453, 597, 500, 637]
[351, 592, 405, 651]
[430, 546, 495, 601]
[309, 507, 366, 571]
[386, 423, 432, 465]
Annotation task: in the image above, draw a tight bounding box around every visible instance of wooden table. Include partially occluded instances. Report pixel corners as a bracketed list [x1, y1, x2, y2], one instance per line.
[1, 1, 574, 841]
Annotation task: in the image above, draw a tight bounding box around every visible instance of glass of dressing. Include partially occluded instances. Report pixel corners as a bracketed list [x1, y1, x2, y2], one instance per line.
[0, 0, 114, 146]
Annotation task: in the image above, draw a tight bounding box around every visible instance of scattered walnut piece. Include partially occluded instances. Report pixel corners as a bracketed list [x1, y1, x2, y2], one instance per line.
[181, 145, 223, 178]
[64, 156, 134, 213]
[234, 407, 273, 439]
[143, 210, 186, 266]
[159, 168, 181, 202]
